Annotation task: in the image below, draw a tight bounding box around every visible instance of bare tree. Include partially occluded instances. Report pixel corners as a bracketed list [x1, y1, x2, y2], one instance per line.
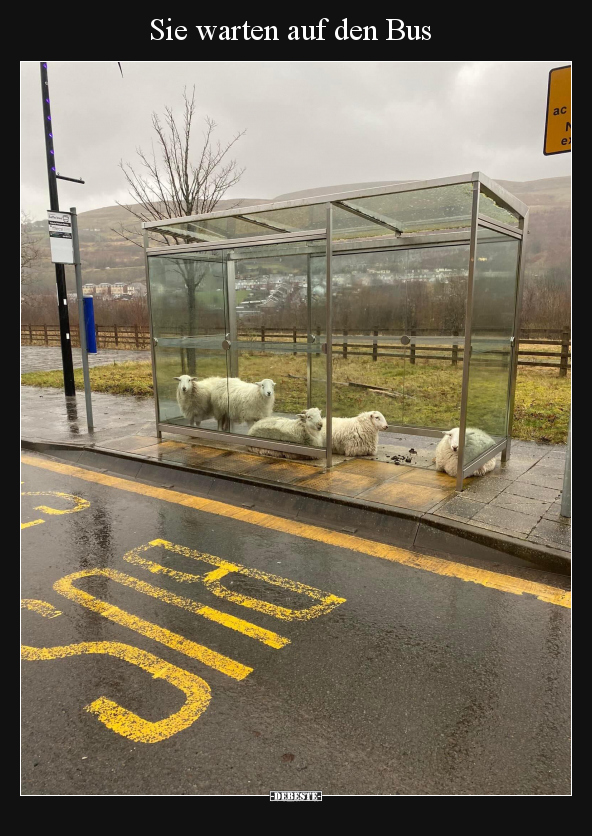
[113, 87, 246, 373]
[21, 211, 42, 288]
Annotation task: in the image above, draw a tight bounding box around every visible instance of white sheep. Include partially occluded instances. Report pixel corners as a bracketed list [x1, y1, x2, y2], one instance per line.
[434, 427, 497, 477]
[322, 411, 389, 457]
[210, 377, 276, 432]
[246, 408, 324, 459]
[174, 374, 218, 426]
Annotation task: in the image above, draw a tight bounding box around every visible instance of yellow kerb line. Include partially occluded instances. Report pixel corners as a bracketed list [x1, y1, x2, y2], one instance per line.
[21, 454, 571, 610]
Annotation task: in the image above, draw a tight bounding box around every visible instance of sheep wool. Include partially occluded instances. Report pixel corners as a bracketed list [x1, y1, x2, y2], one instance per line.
[175, 374, 219, 426]
[210, 377, 276, 431]
[246, 408, 324, 459]
[434, 427, 497, 477]
[322, 411, 389, 457]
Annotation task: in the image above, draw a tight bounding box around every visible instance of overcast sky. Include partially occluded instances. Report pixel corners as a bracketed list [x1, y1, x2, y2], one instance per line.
[21, 61, 571, 219]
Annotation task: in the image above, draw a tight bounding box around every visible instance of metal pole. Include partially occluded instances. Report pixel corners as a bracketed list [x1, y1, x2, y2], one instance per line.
[70, 208, 93, 431]
[560, 409, 571, 518]
[40, 61, 75, 397]
[143, 231, 162, 438]
[226, 257, 239, 377]
[503, 210, 529, 463]
[306, 253, 312, 409]
[325, 204, 333, 468]
[455, 177, 480, 492]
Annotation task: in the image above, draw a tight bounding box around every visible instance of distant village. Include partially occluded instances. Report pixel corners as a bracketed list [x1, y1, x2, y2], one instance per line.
[68, 281, 147, 303]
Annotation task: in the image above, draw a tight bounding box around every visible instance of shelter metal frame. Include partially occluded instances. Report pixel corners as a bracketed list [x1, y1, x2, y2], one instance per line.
[143, 172, 528, 489]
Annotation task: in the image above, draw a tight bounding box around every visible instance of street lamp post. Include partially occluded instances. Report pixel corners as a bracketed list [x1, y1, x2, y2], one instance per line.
[40, 61, 75, 397]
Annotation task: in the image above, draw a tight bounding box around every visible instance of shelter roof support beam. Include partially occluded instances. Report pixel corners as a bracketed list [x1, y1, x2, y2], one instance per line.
[334, 200, 404, 234]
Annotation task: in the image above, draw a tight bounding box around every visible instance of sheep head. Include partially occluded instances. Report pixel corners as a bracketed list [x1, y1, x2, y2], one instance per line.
[174, 374, 195, 394]
[256, 379, 276, 398]
[298, 408, 323, 432]
[442, 428, 460, 453]
[360, 411, 388, 431]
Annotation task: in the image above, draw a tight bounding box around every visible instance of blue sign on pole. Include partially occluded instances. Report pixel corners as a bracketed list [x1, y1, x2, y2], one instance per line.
[83, 296, 97, 353]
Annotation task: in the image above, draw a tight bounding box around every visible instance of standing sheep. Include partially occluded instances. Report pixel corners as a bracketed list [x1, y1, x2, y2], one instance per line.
[434, 427, 497, 477]
[246, 408, 324, 459]
[210, 377, 276, 432]
[174, 374, 220, 426]
[322, 411, 389, 457]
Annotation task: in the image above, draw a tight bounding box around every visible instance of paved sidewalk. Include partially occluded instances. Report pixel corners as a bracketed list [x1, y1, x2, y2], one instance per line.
[21, 385, 570, 556]
[21, 345, 150, 374]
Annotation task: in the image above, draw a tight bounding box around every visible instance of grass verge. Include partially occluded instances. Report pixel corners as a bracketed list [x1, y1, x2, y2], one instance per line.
[21, 355, 570, 443]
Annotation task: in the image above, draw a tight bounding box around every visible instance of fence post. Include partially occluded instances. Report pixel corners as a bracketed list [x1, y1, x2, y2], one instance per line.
[451, 330, 458, 366]
[559, 326, 570, 377]
[44, 324, 48, 346]
[134, 324, 139, 348]
[372, 328, 378, 362]
[343, 329, 348, 360]
[293, 325, 297, 356]
[114, 324, 118, 347]
[261, 326, 265, 344]
[29, 324, 33, 345]
[410, 329, 416, 365]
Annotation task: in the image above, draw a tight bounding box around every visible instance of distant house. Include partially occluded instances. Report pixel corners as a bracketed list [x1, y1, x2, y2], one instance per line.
[126, 283, 147, 297]
[95, 283, 111, 296]
[82, 283, 96, 296]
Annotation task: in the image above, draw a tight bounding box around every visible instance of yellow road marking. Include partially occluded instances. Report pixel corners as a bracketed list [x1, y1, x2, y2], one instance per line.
[21, 599, 63, 618]
[53, 571, 252, 680]
[22, 599, 212, 743]
[22, 641, 212, 743]
[124, 540, 346, 622]
[21, 489, 90, 530]
[72, 565, 290, 649]
[21, 490, 90, 515]
[22, 454, 571, 609]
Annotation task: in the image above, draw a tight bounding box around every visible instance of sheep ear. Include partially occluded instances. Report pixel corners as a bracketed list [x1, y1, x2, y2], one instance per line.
[189, 376, 198, 381]
[271, 380, 276, 387]
[442, 430, 451, 437]
[174, 377, 181, 381]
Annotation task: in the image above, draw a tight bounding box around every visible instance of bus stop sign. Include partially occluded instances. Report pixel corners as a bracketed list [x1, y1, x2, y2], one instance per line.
[544, 66, 571, 155]
[47, 210, 75, 263]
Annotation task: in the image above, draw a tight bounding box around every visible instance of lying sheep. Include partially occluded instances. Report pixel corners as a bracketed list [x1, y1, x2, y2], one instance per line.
[246, 408, 324, 459]
[322, 411, 389, 457]
[434, 427, 497, 477]
[174, 374, 219, 426]
[210, 377, 276, 432]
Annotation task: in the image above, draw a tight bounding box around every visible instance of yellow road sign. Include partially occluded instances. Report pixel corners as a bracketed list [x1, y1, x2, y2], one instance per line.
[544, 65, 571, 155]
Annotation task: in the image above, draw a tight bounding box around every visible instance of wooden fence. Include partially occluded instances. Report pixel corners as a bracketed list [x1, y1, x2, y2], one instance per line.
[21, 324, 571, 376]
[21, 324, 151, 350]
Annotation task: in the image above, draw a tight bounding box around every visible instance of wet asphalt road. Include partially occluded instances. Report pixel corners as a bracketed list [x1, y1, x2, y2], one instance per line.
[21, 455, 571, 795]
